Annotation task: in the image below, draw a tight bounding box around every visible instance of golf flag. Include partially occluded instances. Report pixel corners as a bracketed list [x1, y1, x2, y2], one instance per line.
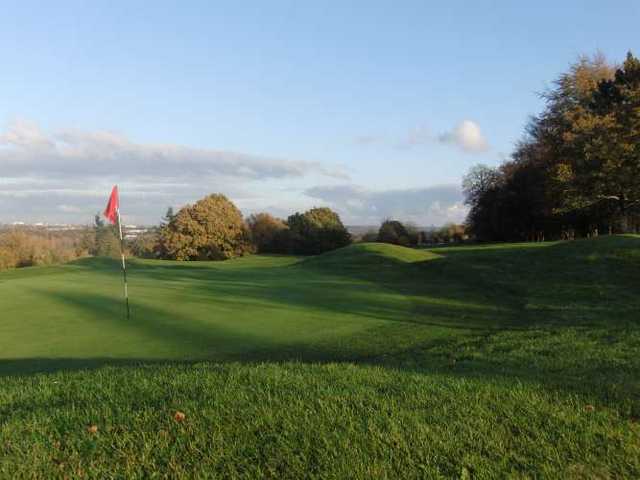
[104, 185, 119, 225]
[103, 185, 130, 319]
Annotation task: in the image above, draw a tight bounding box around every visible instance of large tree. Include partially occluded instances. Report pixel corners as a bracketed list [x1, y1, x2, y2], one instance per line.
[461, 53, 640, 241]
[377, 220, 413, 246]
[286, 207, 351, 255]
[159, 194, 253, 260]
[557, 52, 640, 225]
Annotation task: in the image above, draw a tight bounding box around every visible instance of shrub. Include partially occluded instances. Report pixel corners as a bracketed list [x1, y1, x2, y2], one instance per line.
[0, 228, 87, 270]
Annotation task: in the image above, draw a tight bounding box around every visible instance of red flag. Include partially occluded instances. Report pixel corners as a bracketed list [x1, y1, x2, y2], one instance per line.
[104, 185, 119, 225]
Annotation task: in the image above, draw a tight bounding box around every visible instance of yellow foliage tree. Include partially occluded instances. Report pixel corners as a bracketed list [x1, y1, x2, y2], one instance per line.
[159, 194, 253, 260]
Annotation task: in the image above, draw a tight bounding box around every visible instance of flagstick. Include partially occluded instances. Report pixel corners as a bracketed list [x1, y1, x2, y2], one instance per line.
[116, 208, 131, 320]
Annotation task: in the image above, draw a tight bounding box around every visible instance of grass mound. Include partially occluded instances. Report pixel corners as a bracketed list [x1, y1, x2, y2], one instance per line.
[1, 236, 639, 477]
[301, 242, 438, 269]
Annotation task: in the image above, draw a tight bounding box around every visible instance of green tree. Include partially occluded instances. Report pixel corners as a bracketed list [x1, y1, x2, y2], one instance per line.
[462, 164, 501, 208]
[286, 207, 351, 255]
[161, 207, 175, 226]
[377, 220, 412, 246]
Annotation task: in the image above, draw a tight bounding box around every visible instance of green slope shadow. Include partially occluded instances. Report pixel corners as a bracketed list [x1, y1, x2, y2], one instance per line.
[1, 236, 639, 411]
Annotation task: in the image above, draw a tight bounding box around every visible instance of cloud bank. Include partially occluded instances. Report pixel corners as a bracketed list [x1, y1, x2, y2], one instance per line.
[305, 184, 467, 226]
[0, 119, 347, 181]
[0, 119, 470, 226]
[0, 119, 347, 224]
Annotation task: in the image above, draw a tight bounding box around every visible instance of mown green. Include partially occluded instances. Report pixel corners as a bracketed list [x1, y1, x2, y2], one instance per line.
[1, 237, 639, 478]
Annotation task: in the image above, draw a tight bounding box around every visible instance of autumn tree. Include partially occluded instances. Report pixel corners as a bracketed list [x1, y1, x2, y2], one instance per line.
[130, 230, 160, 259]
[246, 213, 288, 253]
[462, 52, 640, 240]
[159, 194, 253, 260]
[557, 52, 640, 228]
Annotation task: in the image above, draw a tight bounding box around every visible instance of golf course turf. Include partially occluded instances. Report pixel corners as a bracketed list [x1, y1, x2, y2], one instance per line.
[1, 237, 639, 477]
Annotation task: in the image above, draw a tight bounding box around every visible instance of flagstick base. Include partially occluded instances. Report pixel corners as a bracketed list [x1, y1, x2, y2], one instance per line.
[117, 207, 130, 321]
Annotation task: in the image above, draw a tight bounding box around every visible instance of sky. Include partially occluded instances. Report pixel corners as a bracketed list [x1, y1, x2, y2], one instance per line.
[0, 1, 638, 226]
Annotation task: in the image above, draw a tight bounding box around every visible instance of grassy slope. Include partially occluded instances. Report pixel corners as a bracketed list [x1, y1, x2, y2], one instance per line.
[1, 237, 639, 478]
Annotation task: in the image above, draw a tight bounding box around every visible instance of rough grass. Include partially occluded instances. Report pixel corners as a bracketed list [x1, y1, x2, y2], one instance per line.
[1, 236, 639, 478]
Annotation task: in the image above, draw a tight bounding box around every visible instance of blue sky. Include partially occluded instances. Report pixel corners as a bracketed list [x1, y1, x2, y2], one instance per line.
[0, 1, 638, 225]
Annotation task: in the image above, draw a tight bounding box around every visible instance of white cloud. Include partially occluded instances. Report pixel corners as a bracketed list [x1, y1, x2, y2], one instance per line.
[0, 118, 53, 150]
[438, 120, 489, 153]
[355, 120, 489, 153]
[0, 119, 476, 226]
[57, 204, 83, 213]
[0, 119, 348, 181]
[0, 119, 349, 224]
[305, 184, 467, 226]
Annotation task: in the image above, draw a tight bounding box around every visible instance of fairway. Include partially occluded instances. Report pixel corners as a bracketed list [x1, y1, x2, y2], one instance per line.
[1, 237, 640, 477]
[1, 245, 451, 369]
[2, 238, 639, 370]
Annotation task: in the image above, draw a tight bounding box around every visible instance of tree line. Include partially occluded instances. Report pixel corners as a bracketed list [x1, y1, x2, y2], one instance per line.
[358, 221, 466, 246]
[0, 196, 467, 270]
[131, 194, 468, 261]
[131, 194, 353, 260]
[463, 52, 640, 241]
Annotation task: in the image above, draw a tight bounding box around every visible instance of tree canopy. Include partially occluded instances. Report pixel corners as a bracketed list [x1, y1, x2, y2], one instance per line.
[159, 194, 253, 260]
[377, 220, 413, 246]
[246, 213, 288, 253]
[464, 52, 640, 241]
[286, 207, 351, 255]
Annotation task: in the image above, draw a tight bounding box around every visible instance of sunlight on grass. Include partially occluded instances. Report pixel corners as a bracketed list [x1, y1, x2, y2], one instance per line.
[1, 237, 639, 477]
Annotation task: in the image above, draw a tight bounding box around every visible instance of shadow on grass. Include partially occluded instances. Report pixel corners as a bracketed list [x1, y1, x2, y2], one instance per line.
[120, 236, 640, 331]
[124, 254, 525, 331]
[2, 346, 638, 416]
[2, 236, 639, 412]
[1, 288, 638, 414]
